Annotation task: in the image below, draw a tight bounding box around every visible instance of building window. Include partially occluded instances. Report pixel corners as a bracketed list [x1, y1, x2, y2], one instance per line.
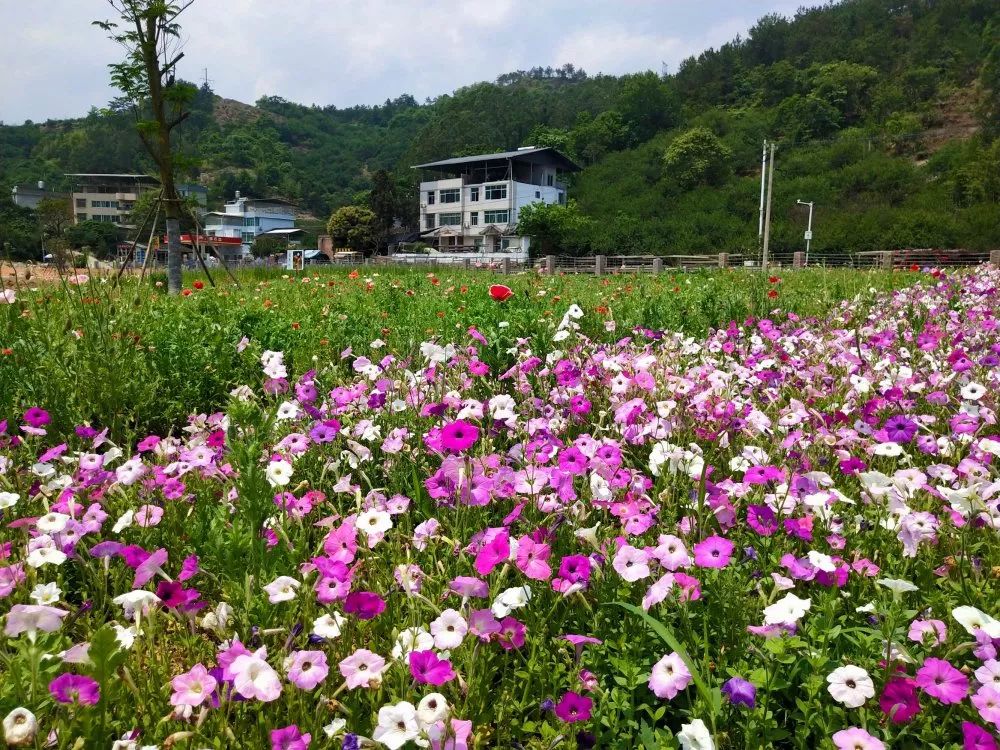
[547, 174, 554, 186]
[425, 214, 435, 230]
[483, 210, 509, 224]
[474, 237, 484, 250]
[535, 191, 541, 199]
[469, 212, 479, 226]
[438, 213, 461, 226]
[76, 198, 86, 208]
[439, 188, 460, 203]
[469, 187, 479, 202]
[426, 191, 435, 205]
[76, 212, 87, 222]
[241, 232, 256, 243]
[243, 217, 260, 228]
[485, 184, 507, 200]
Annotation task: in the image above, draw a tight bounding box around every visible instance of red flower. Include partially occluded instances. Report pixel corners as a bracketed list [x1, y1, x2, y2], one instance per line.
[193, 280, 204, 290]
[768, 275, 779, 284]
[910, 264, 920, 272]
[348, 270, 359, 279]
[767, 289, 778, 299]
[489, 284, 513, 302]
[182, 289, 192, 297]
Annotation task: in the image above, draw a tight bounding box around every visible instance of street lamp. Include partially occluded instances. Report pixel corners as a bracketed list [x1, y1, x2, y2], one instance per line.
[796, 199, 814, 266]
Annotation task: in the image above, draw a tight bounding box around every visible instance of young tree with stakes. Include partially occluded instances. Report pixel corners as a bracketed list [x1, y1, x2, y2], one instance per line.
[94, 1, 197, 295]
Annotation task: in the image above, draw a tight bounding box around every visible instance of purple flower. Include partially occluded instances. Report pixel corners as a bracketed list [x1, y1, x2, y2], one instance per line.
[879, 676, 921, 723]
[408, 650, 456, 685]
[439, 420, 479, 453]
[554, 691, 592, 723]
[915, 657, 968, 704]
[23, 407, 51, 428]
[343, 591, 385, 620]
[49, 673, 100, 705]
[270, 724, 311, 750]
[884, 415, 918, 443]
[961, 722, 998, 750]
[692, 535, 734, 569]
[722, 676, 756, 708]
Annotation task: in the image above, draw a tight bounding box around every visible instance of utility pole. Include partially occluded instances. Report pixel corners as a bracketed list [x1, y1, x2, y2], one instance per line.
[761, 141, 776, 269]
[797, 199, 814, 266]
[757, 140, 767, 244]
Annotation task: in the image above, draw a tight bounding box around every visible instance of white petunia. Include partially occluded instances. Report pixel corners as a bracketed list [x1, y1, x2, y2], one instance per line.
[26, 547, 67, 569]
[491, 586, 532, 618]
[29, 582, 62, 606]
[953, 606, 1000, 639]
[313, 612, 346, 640]
[265, 460, 293, 488]
[391, 627, 434, 660]
[373, 701, 419, 750]
[0, 491, 18, 509]
[263, 576, 300, 603]
[416, 692, 450, 729]
[762, 593, 811, 626]
[676, 718, 715, 750]
[826, 665, 875, 707]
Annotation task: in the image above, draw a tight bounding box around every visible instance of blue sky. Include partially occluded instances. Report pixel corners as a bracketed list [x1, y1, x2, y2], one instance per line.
[2, 0, 806, 123]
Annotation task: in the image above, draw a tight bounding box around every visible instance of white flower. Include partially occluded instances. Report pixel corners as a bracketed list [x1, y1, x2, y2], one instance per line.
[114, 624, 137, 650]
[3, 707, 37, 746]
[0, 491, 18, 509]
[36, 512, 69, 534]
[265, 460, 293, 487]
[323, 718, 347, 738]
[372, 701, 419, 750]
[112, 590, 160, 621]
[29, 582, 62, 605]
[873, 442, 903, 457]
[113, 510, 134, 534]
[961, 382, 986, 401]
[357, 508, 392, 536]
[391, 627, 434, 659]
[763, 593, 812, 626]
[430, 609, 467, 650]
[263, 576, 300, 603]
[676, 718, 715, 750]
[876, 578, 919, 597]
[313, 612, 346, 640]
[953, 606, 1000, 638]
[806, 551, 837, 573]
[417, 692, 450, 729]
[275, 400, 300, 421]
[201, 601, 234, 634]
[826, 665, 875, 707]
[26, 547, 67, 568]
[552, 329, 570, 342]
[491, 586, 532, 618]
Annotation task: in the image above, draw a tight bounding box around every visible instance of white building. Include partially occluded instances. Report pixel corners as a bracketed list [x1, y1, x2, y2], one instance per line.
[410, 147, 579, 260]
[203, 192, 301, 256]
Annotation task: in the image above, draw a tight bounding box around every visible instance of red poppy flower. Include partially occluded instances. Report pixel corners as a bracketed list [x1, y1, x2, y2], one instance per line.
[768, 276, 779, 284]
[182, 289, 192, 297]
[767, 289, 778, 299]
[489, 284, 513, 302]
[193, 280, 204, 290]
[910, 264, 919, 272]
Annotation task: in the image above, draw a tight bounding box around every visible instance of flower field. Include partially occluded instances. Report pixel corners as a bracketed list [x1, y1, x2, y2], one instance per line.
[2, 265, 1000, 749]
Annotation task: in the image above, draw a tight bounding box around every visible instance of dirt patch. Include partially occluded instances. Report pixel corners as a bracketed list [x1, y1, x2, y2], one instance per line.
[920, 87, 981, 156]
[213, 97, 277, 127]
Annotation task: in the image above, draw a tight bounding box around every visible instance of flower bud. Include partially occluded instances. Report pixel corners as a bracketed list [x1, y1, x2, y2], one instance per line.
[3, 707, 37, 746]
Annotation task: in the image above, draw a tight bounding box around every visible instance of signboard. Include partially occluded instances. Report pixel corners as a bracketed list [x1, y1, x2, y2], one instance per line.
[804, 230, 813, 241]
[286, 249, 305, 271]
[178, 234, 242, 246]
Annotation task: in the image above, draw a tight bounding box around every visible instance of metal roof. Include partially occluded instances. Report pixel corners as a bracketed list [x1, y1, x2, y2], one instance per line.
[259, 227, 303, 235]
[65, 173, 159, 180]
[412, 147, 579, 172]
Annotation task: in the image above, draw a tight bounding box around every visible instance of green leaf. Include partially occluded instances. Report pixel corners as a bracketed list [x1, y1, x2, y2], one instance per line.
[609, 602, 721, 717]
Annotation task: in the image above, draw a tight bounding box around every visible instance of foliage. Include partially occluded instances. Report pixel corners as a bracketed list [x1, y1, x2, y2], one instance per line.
[65, 220, 121, 258]
[251, 234, 286, 259]
[326, 205, 378, 255]
[0, 200, 40, 261]
[516, 200, 596, 257]
[663, 128, 733, 191]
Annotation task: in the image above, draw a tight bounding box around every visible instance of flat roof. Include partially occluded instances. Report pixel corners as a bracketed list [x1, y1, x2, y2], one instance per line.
[65, 173, 159, 180]
[412, 146, 579, 173]
[259, 227, 303, 235]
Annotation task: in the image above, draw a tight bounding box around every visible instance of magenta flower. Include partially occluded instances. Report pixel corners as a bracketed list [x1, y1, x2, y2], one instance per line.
[474, 528, 510, 576]
[692, 535, 735, 569]
[270, 724, 311, 750]
[879, 676, 921, 723]
[884, 415, 918, 443]
[440, 420, 479, 452]
[558, 555, 592, 584]
[49, 673, 100, 705]
[498, 616, 526, 650]
[554, 691, 592, 723]
[23, 407, 51, 428]
[962, 722, 998, 750]
[133, 547, 168, 587]
[343, 591, 385, 620]
[746, 505, 778, 536]
[409, 650, 456, 685]
[515, 537, 552, 580]
[915, 657, 968, 704]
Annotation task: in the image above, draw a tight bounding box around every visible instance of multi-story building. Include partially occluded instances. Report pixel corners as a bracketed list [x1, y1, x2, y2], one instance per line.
[202, 192, 299, 256]
[11, 181, 68, 210]
[67, 174, 159, 227]
[411, 146, 579, 258]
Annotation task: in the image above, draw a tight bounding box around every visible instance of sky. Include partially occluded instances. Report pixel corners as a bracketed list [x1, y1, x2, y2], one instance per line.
[1, 0, 806, 124]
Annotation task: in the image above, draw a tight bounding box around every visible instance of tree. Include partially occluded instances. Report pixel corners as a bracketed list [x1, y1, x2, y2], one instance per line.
[616, 71, 680, 142]
[327, 205, 377, 254]
[775, 94, 842, 142]
[569, 111, 630, 165]
[662, 128, 732, 190]
[367, 170, 397, 251]
[95, 1, 199, 295]
[516, 200, 594, 256]
[66, 220, 121, 258]
[251, 234, 286, 259]
[808, 62, 878, 124]
[36, 197, 73, 241]
[0, 199, 39, 261]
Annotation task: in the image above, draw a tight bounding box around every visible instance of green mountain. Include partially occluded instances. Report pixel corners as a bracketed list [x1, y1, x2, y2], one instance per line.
[2, 0, 998, 259]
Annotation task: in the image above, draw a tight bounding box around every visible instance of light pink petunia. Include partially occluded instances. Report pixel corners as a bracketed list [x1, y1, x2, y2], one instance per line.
[338, 649, 386, 689]
[170, 663, 217, 707]
[648, 652, 692, 700]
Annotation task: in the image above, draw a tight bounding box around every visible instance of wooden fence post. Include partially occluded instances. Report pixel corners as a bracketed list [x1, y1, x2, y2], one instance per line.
[880, 251, 893, 270]
[718, 252, 728, 268]
[546, 255, 556, 275]
[991, 249, 1000, 266]
[594, 255, 606, 276]
[793, 251, 804, 269]
[501, 258, 510, 275]
[652, 257, 663, 274]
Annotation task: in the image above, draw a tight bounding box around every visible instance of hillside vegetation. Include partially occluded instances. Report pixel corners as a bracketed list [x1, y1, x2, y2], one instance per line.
[1, 0, 998, 258]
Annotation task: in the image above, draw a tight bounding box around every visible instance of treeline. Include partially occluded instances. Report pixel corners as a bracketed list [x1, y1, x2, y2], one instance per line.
[1, 0, 999, 259]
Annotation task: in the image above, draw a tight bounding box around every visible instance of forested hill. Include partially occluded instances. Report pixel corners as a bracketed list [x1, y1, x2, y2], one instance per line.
[2, 0, 999, 257]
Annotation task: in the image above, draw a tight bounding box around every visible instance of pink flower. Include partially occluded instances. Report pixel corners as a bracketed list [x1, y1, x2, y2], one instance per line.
[343, 591, 385, 620]
[962, 722, 999, 750]
[469, 609, 502, 641]
[554, 691, 592, 723]
[285, 650, 329, 690]
[692, 535, 735, 568]
[170, 663, 217, 707]
[450, 576, 489, 598]
[915, 657, 968, 704]
[515, 537, 551, 580]
[133, 548, 168, 588]
[648, 652, 692, 700]
[879, 676, 921, 723]
[440, 420, 479, 453]
[134, 504, 163, 527]
[230, 648, 283, 702]
[49, 673, 100, 705]
[612, 544, 650, 582]
[338, 648, 386, 689]
[971, 684, 1000, 727]
[498, 617, 526, 650]
[831, 727, 885, 750]
[474, 528, 510, 576]
[4, 604, 69, 636]
[270, 724, 311, 750]
[908, 619, 947, 646]
[409, 650, 456, 686]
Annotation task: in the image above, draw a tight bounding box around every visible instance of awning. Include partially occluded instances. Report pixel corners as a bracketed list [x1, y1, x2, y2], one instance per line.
[259, 228, 303, 236]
